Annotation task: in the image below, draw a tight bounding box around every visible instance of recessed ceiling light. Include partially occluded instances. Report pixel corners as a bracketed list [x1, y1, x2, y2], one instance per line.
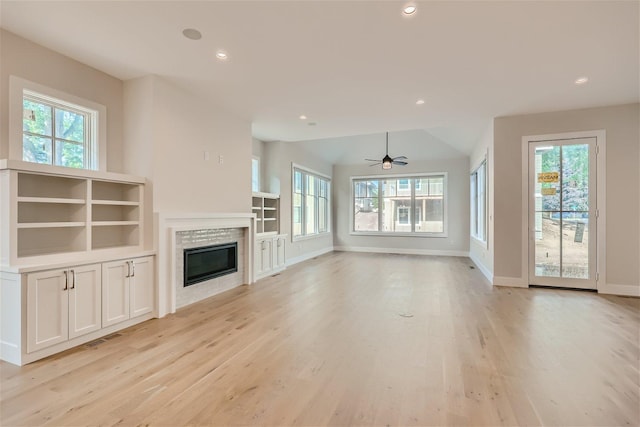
[299, 115, 307, 120]
[403, 4, 417, 15]
[416, 99, 425, 105]
[215, 50, 228, 60]
[575, 76, 589, 85]
[182, 28, 202, 40]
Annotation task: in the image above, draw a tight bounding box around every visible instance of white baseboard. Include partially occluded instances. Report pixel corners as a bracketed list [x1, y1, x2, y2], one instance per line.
[598, 283, 640, 297]
[333, 246, 469, 257]
[469, 252, 493, 283]
[493, 276, 529, 288]
[285, 246, 334, 267]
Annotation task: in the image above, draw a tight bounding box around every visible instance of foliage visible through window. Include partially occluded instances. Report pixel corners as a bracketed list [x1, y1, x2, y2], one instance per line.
[353, 175, 445, 234]
[293, 167, 330, 238]
[22, 91, 94, 169]
[471, 160, 487, 242]
[252, 157, 260, 192]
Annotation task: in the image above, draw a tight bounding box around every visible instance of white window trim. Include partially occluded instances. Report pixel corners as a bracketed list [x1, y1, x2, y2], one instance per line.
[291, 163, 331, 242]
[470, 157, 488, 246]
[349, 172, 448, 238]
[251, 155, 260, 192]
[10, 76, 107, 171]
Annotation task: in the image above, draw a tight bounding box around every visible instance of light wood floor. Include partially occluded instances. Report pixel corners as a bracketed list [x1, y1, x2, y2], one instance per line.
[2, 252, 639, 426]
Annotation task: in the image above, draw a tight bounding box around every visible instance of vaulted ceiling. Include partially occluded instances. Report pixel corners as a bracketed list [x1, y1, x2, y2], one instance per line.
[2, 1, 638, 155]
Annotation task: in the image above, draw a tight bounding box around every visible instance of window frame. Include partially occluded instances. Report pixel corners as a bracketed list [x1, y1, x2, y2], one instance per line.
[251, 156, 260, 192]
[350, 172, 448, 238]
[10, 76, 106, 171]
[291, 164, 331, 241]
[470, 158, 488, 245]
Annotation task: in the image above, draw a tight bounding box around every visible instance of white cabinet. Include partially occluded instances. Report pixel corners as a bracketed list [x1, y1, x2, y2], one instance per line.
[255, 237, 274, 277]
[252, 191, 286, 281]
[274, 235, 286, 270]
[102, 256, 154, 327]
[27, 264, 101, 353]
[2, 255, 154, 366]
[254, 234, 287, 280]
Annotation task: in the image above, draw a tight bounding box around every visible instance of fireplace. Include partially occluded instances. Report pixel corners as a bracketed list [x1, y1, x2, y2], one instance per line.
[183, 242, 238, 287]
[156, 212, 254, 316]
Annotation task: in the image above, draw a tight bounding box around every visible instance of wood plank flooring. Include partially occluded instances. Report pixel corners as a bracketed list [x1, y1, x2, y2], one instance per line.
[1, 252, 639, 426]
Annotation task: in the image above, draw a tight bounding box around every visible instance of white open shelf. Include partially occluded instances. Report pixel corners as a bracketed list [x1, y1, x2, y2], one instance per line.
[1, 162, 146, 266]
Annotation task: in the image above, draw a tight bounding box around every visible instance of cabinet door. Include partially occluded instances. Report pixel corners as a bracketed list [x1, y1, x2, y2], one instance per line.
[130, 256, 154, 318]
[27, 269, 68, 352]
[68, 264, 102, 339]
[274, 237, 286, 269]
[256, 238, 273, 276]
[102, 261, 130, 327]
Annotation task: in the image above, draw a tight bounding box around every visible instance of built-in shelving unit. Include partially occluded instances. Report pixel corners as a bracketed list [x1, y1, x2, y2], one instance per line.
[0, 160, 155, 367]
[251, 191, 286, 280]
[252, 192, 280, 235]
[0, 160, 146, 267]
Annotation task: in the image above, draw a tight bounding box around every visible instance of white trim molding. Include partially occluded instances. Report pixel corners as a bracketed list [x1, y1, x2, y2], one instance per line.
[334, 246, 468, 257]
[469, 252, 493, 283]
[493, 276, 529, 288]
[598, 284, 640, 297]
[285, 246, 334, 267]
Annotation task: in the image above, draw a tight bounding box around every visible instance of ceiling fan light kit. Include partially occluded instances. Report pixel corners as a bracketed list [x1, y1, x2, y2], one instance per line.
[366, 132, 408, 170]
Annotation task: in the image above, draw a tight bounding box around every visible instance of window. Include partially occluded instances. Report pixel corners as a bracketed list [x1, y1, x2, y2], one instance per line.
[251, 157, 260, 192]
[292, 166, 331, 239]
[352, 174, 446, 236]
[22, 90, 98, 170]
[471, 160, 487, 242]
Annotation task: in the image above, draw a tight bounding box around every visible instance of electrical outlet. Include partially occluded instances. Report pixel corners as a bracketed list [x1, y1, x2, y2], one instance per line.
[204, 151, 210, 161]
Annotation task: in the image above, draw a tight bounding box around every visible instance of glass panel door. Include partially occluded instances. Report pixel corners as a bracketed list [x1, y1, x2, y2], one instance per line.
[529, 138, 596, 289]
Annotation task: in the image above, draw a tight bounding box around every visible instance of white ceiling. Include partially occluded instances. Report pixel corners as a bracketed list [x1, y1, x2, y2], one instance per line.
[2, 1, 638, 156]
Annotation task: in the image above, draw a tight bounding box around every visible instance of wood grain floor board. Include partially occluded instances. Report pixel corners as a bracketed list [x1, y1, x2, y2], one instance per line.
[1, 251, 639, 426]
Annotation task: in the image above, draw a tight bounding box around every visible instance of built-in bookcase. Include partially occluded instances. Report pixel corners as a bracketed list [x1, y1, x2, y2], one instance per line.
[1, 161, 145, 266]
[252, 192, 280, 235]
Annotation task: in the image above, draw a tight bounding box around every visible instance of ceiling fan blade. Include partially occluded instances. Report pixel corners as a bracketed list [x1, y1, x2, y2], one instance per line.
[364, 159, 381, 162]
[392, 160, 408, 165]
[392, 156, 408, 160]
[369, 162, 382, 166]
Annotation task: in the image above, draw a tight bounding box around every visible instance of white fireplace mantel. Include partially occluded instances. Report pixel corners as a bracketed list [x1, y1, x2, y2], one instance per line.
[155, 212, 255, 317]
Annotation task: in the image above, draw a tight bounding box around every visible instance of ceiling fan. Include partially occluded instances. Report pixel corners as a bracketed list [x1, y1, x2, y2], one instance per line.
[365, 132, 408, 169]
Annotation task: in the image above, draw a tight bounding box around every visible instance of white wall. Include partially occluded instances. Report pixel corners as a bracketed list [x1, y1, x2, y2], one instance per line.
[123, 75, 252, 215]
[262, 141, 334, 263]
[494, 103, 640, 293]
[333, 157, 470, 256]
[0, 30, 124, 172]
[469, 122, 494, 281]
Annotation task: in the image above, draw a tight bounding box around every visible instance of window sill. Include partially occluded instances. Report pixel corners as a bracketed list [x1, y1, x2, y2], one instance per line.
[292, 232, 332, 242]
[349, 231, 448, 238]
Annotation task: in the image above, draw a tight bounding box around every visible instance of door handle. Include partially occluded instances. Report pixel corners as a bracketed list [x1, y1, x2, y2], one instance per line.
[63, 271, 68, 291]
[125, 261, 131, 278]
[70, 269, 76, 289]
[131, 261, 135, 277]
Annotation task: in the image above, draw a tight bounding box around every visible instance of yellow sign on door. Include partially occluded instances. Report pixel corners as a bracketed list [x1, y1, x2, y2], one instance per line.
[538, 172, 559, 183]
[541, 187, 557, 196]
